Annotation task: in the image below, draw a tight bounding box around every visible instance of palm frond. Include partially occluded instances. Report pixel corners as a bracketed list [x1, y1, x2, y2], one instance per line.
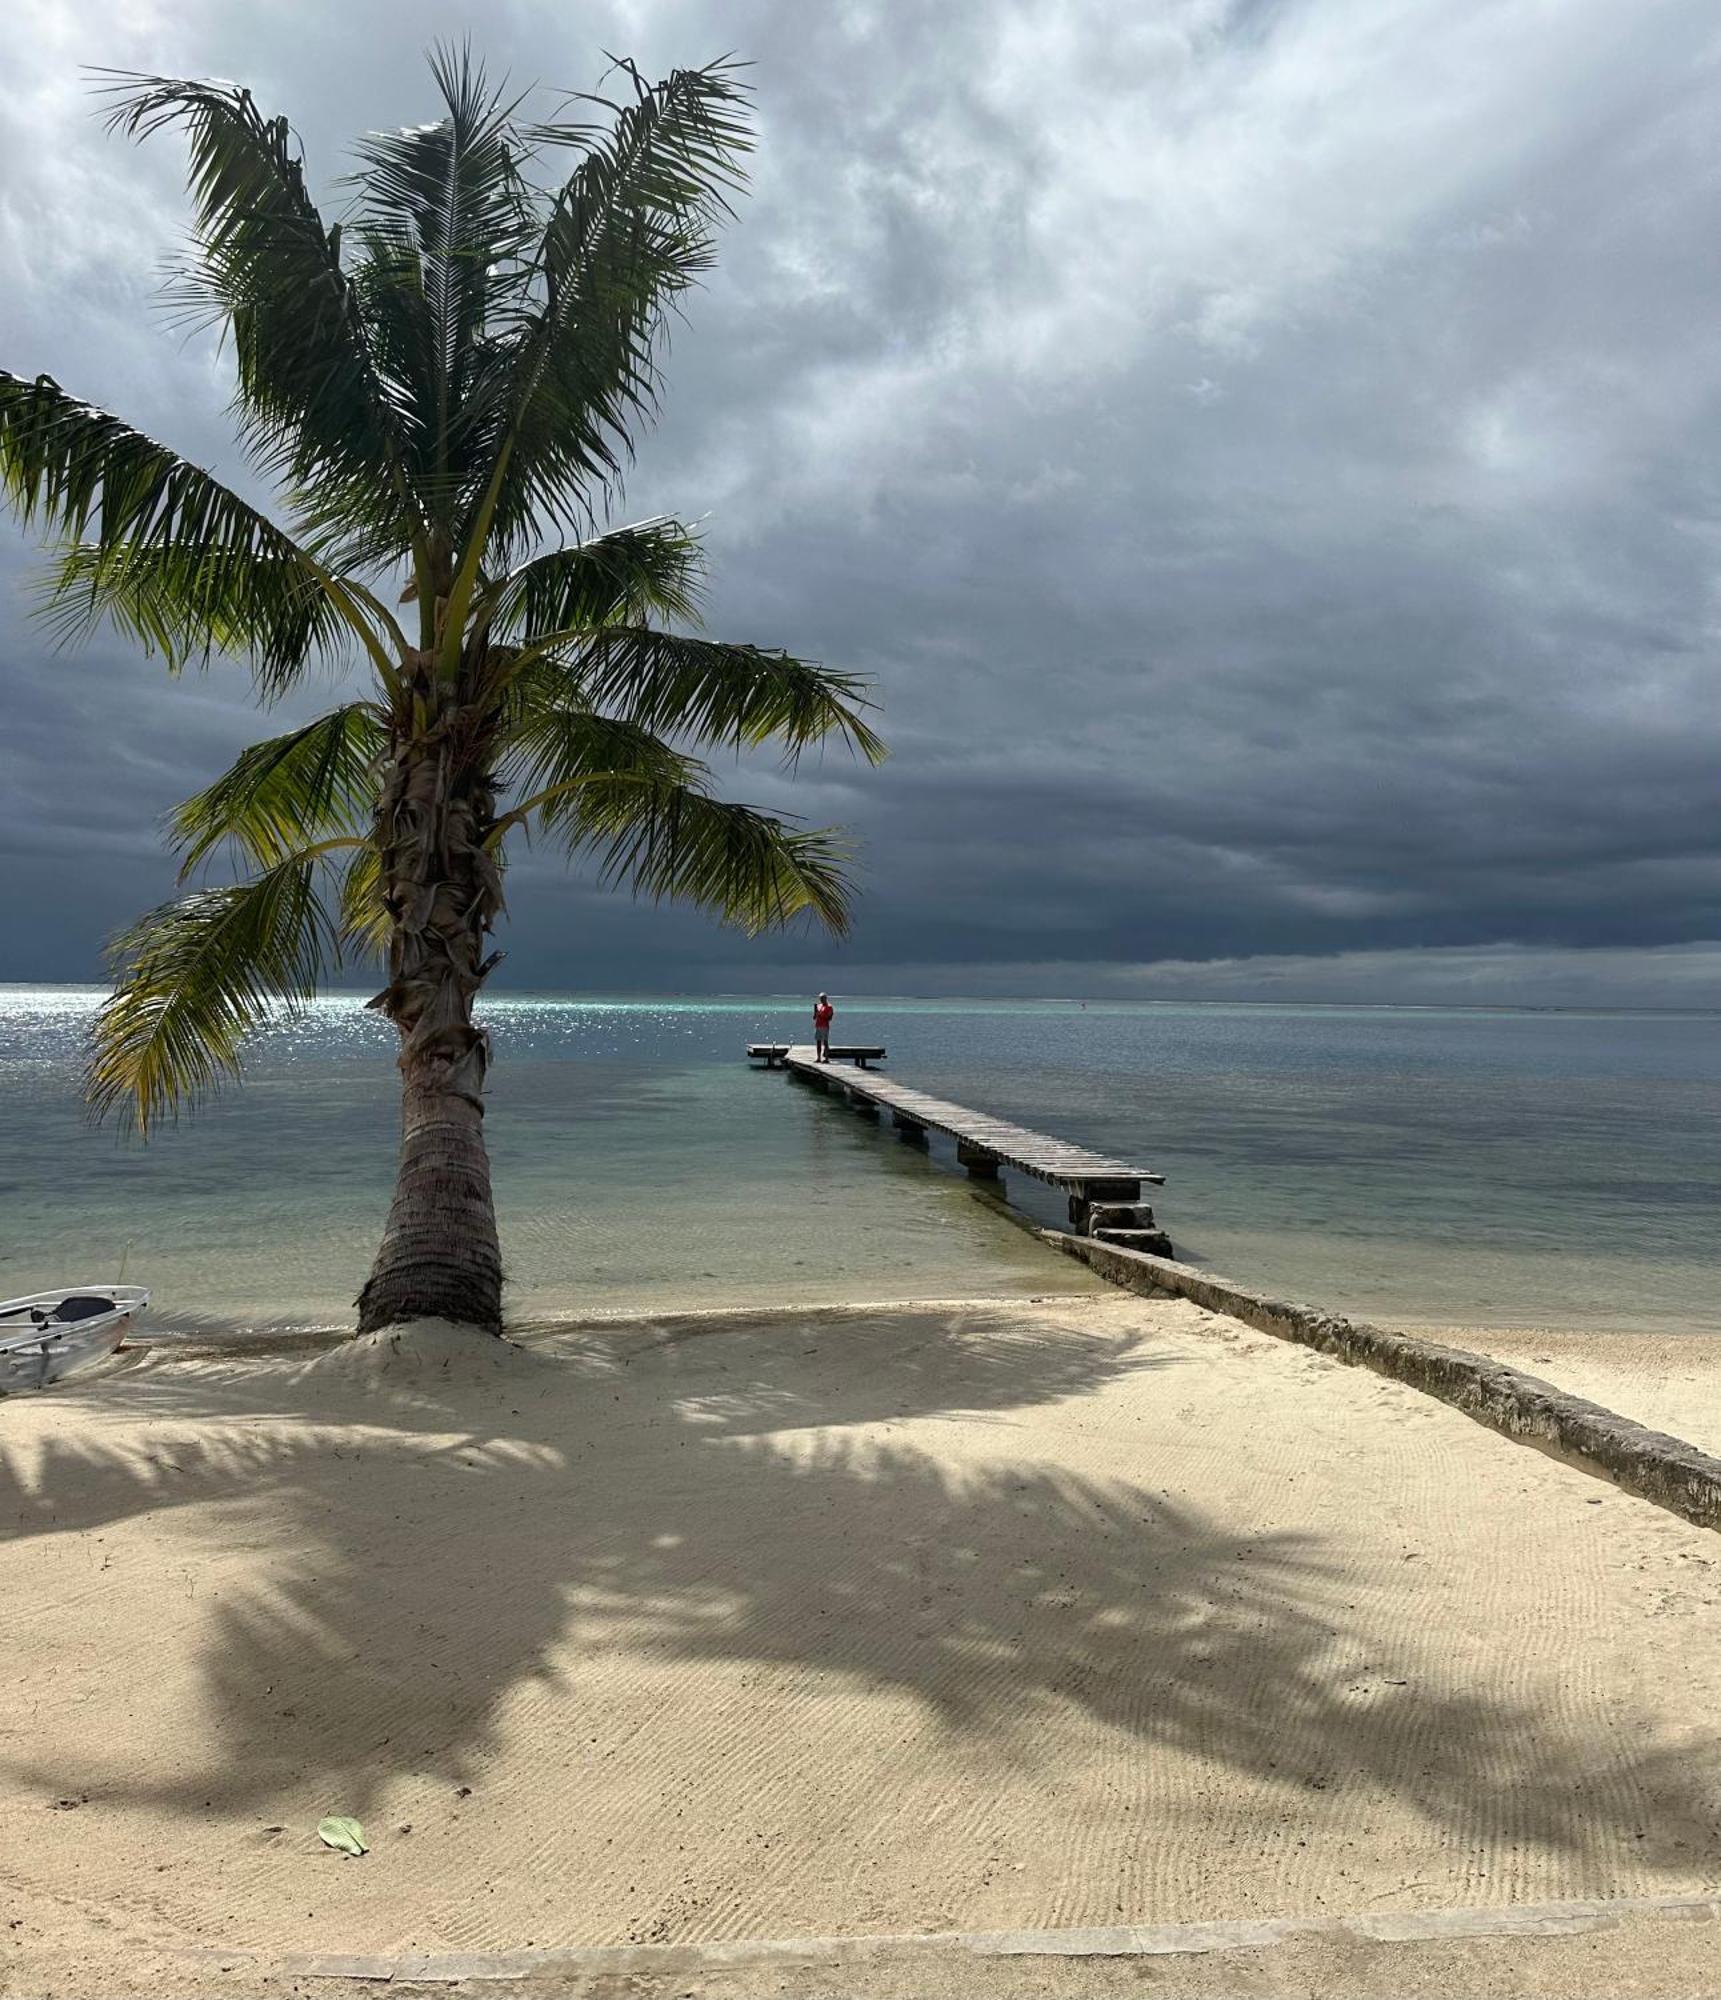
[96, 70, 419, 550]
[170, 704, 385, 875]
[87, 856, 339, 1132]
[38, 541, 354, 688]
[0, 371, 373, 691]
[572, 777, 855, 935]
[345, 44, 535, 529]
[473, 58, 754, 559]
[496, 690, 705, 829]
[337, 841, 391, 957]
[578, 627, 886, 763]
[495, 653, 852, 930]
[481, 517, 703, 641]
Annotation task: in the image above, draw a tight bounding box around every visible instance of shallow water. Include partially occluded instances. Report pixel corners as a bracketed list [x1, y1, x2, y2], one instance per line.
[2, 988, 1716, 1336]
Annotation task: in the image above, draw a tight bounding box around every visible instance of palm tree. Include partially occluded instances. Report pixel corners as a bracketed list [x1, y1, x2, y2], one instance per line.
[0, 50, 883, 1338]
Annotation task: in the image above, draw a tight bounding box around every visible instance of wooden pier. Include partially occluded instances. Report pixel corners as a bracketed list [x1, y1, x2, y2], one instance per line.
[755, 1046, 1171, 1249]
[748, 1042, 886, 1069]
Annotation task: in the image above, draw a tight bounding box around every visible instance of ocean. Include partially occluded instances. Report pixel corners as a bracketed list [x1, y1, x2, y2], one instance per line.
[2, 987, 1716, 1338]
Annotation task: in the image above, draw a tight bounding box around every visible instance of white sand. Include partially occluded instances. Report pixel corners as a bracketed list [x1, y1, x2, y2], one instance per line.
[3, 1293, 1720, 1991]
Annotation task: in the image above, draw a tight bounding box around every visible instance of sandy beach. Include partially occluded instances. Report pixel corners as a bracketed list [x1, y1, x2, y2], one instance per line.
[3, 1289, 1719, 1996]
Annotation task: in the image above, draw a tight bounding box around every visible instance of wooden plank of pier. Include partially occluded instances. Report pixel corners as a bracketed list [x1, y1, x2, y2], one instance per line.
[748, 1042, 886, 1069]
[776, 1046, 1162, 1199]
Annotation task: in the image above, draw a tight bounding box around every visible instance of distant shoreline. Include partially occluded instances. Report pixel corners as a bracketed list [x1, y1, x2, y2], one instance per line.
[5, 981, 1718, 1019]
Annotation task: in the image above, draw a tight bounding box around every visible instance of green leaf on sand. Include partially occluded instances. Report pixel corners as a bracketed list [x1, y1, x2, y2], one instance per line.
[317, 1815, 368, 1856]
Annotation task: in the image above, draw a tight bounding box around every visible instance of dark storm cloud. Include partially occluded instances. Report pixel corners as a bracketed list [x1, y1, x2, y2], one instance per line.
[2, 0, 1719, 1001]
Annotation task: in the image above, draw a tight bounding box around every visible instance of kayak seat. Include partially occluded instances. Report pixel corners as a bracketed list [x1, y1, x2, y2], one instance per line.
[53, 1295, 118, 1323]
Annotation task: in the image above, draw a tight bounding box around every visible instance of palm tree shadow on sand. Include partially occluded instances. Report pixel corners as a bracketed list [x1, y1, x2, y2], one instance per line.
[2, 1302, 1715, 1885]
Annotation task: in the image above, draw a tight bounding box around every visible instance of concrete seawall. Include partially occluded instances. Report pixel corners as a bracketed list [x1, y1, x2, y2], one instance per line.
[1052, 1232, 1721, 1534]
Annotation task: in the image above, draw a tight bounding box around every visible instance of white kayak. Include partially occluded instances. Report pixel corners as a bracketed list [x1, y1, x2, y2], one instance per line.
[0, 1286, 149, 1393]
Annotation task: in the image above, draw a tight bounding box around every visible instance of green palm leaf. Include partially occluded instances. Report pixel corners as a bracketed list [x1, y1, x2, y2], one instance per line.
[475, 58, 753, 559]
[97, 69, 419, 551]
[481, 518, 703, 642]
[0, 371, 380, 691]
[38, 542, 351, 685]
[574, 777, 855, 936]
[576, 627, 886, 764]
[496, 696, 703, 830]
[345, 45, 534, 532]
[171, 705, 385, 875]
[88, 857, 341, 1133]
[495, 681, 852, 933]
[337, 841, 391, 957]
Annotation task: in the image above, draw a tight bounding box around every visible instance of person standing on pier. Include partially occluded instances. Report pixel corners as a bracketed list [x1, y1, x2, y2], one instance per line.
[813, 992, 834, 1063]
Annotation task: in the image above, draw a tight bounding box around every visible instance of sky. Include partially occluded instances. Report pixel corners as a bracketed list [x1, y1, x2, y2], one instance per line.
[1, 0, 1718, 1004]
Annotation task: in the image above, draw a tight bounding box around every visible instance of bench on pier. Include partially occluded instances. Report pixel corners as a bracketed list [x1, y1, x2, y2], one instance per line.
[772, 1045, 1163, 1207]
[748, 1042, 886, 1069]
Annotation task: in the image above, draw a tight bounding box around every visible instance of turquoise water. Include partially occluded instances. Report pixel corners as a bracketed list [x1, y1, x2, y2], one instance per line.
[2, 987, 1716, 1336]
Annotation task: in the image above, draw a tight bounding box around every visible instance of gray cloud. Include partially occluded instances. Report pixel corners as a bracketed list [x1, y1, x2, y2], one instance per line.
[2, 0, 1718, 999]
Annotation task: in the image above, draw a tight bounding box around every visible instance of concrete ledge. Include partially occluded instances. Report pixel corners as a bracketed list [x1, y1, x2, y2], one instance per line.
[1051, 1233, 1721, 1533]
[189, 1891, 1721, 1982]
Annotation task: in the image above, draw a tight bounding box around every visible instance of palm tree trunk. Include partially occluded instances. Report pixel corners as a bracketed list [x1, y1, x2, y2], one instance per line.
[360, 1056, 501, 1333]
[357, 684, 506, 1336]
